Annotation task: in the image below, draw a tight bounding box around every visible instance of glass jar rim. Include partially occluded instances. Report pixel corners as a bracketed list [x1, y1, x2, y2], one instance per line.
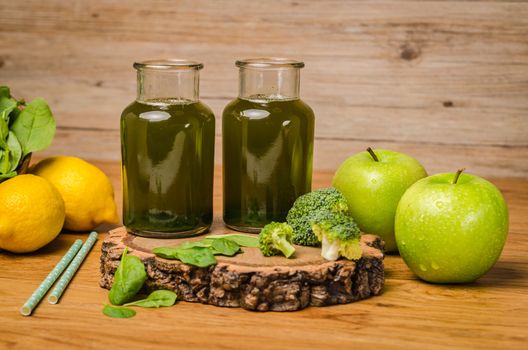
[236, 58, 305, 69]
[133, 59, 204, 70]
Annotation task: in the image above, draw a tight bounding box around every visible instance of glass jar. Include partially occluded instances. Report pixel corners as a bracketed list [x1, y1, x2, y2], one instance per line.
[121, 59, 215, 238]
[223, 58, 315, 232]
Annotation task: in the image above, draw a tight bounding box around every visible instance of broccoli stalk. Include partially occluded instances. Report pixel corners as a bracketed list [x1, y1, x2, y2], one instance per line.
[287, 187, 349, 246]
[311, 212, 362, 261]
[258, 222, 296, 258]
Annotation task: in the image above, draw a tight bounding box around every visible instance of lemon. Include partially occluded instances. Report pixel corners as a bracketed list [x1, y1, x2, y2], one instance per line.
[30, 156, 119, 231]
[0, 175, 65, 253]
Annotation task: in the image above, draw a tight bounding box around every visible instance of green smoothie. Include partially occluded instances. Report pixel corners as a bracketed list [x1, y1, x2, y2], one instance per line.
[121, 98, 215, 236]
[223, 97, 314, 231]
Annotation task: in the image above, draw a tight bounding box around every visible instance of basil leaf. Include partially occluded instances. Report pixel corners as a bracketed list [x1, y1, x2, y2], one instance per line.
[102, 305, 136, 318]
[209, 238, 240, 256]
[10, 97, 56, 156]
[109, 248, 147, 305]
[124, 290, 177, 308]
[205, 234, 259, 248]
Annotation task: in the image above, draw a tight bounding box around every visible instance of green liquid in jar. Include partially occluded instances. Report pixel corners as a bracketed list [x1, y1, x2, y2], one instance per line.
[121, 98, 215, 237]
[223, 97, 314, 232]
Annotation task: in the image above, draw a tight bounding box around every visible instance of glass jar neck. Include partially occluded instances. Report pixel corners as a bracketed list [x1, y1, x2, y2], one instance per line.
[136, 68, 200, 103]
[238, 67, 300, 101]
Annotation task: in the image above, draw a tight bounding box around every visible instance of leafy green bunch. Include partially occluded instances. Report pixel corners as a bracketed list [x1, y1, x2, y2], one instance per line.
[0, 86, 56, 180]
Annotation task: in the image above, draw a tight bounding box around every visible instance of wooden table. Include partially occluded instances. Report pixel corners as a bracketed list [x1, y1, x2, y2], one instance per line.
[1, 161, 527, 349]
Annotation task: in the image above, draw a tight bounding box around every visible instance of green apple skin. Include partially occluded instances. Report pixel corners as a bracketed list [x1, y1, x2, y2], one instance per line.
[332, 149, 427, 252]
[395, 172, 509, 283]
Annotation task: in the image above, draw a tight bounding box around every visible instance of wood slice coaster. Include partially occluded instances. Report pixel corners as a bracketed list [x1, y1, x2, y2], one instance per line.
[100, 227, 385, 312]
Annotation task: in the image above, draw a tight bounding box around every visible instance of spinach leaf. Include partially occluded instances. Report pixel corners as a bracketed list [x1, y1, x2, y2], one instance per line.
[102, 305, 136, 318]
[0, 150, 8, 175]
[0, 113, 9, 146]
[109, 248, 147, 305]
[179, 240, 213, 249]
[0, 86, 10, 99]
[0, 171, 16, 179]
[176, 247, 216, 267]
[0, 97, 17, 120]
[152, 235, 252, 267]
[205, 234, 259, 248]
[152, 240, 212, 257]
[6, 131, 21, 172]
[0, 86, 16, 120]
[152, 246, 217, 268]
[151, 246, 179, 259]
[10, 97, 55, 156]
[0, 132, 19, 175]
[124, 290, 177, 308]
[209, 238, 240, 256]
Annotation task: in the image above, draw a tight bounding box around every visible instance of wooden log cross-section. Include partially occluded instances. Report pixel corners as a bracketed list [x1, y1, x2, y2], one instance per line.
[100, 227, 385, 312]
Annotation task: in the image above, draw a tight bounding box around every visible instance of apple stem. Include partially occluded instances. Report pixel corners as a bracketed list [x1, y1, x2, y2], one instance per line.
[452, 168, 466, 184]
[366, 147, 379, 162]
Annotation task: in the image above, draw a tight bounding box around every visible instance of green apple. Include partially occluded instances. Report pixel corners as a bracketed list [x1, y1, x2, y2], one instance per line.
[332, 148, 427, 252]
[395, 170, 509, 283]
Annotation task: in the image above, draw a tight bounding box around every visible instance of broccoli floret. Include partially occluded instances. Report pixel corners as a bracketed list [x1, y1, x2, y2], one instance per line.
[311, 212, 361, 261]
[287, 187, 349, 246]
[258, 222, 296, 258]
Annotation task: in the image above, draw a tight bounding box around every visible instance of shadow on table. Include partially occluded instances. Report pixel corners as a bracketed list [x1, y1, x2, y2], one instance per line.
[0, 236, 74, 257]
[473, 260, 527, 288]
[0, 223, 121, 257]
[382, 258, 525, 291]
[426, 260, 527, 290]
[60, 222, 121, 235]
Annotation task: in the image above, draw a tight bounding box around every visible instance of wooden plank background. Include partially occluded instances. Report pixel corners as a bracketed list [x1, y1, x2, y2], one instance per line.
[1, 0, 527, 177]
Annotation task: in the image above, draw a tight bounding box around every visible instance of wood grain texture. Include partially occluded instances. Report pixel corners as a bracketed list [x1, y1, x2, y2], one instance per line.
[0, 160, 527, 349]
[1, 0, 527, 176]
[44, 131, 528, 177]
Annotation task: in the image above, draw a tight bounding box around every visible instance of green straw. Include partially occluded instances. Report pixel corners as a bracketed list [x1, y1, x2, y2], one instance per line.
[48, 231, 98, 304]
[20, 239, 83, 316]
